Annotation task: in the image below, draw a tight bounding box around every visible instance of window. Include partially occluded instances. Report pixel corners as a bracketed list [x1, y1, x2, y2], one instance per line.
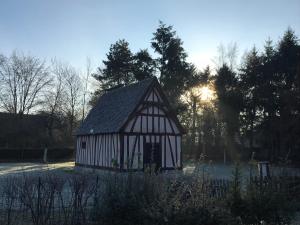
[81, 141, 86, 149]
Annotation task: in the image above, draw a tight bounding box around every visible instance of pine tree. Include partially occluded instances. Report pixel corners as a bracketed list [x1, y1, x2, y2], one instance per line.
[151, 21, 195, 108]
[93, 39, 135, 90]
[215, 64, 242, 160]
[133, 49, 156, 81]
[260, 39, 279, 160]
[274, 28, 300, 159]
[239, 47, 263, 151]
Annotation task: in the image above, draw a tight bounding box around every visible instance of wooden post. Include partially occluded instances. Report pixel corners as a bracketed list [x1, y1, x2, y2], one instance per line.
[43, 147, 48, 163]
[223, 148, 226, 164]
[257, 161, 270, 178]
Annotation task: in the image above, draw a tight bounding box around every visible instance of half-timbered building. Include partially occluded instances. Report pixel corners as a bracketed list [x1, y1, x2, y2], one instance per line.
[75, 78, 184, 171]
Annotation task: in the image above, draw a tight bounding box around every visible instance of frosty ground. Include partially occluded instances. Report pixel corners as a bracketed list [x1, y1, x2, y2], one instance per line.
[1, 161, 299, 179]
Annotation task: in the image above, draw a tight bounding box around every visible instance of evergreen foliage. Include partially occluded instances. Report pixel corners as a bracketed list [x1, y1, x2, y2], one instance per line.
[151, 21, 195, 108]
[93, 39, 135, 90]
[91, 24, 300, 163]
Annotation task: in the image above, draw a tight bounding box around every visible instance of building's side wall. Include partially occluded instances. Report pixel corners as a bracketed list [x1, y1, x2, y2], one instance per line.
[76, 134, 120, 169]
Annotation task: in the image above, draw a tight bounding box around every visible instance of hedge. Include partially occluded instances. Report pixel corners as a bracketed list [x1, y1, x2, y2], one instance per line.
[0, 147, 74, 162]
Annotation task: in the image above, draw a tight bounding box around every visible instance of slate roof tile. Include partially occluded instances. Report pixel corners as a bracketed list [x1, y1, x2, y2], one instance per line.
[76, 78, 155, 135]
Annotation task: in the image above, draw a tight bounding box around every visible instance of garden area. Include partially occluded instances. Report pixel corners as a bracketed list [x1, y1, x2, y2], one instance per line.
[0, 162, 299, 225]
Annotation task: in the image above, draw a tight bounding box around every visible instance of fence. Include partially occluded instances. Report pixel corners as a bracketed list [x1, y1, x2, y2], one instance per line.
[208, 178, 231, 198]
[250, 176, 300, 200]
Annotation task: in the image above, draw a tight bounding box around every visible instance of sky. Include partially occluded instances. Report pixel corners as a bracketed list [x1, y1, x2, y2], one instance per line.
[0, 0, 299, 73]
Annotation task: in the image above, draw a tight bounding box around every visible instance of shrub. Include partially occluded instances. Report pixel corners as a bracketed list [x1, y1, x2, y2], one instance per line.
[227, 163, 297, 225]
[0, 169, 298, 225]
[92, 172, 236, 225]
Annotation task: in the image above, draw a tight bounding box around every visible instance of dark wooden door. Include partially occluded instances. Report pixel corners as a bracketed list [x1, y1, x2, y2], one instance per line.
[144, 142, 161, 172]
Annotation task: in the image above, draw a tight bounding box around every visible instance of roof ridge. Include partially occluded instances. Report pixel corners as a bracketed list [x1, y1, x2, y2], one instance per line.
[104, 77, 156, 95]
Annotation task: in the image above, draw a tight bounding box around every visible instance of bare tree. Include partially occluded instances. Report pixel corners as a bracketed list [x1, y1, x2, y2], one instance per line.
[0, 51, 51, 115]
[227, 42, 238, 70]
[213, 42, 238, 71]
[62, 64, 82, 136]
[0, 54, 5, 64]
[42, 60, 66, 139]
[82, 57, 91, 122]
[41, 60, 82, 139]
[214, 43, 226, 69]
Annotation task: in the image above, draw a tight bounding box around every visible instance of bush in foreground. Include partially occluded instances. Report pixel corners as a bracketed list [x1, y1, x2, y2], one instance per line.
[0, 169, 298, 225]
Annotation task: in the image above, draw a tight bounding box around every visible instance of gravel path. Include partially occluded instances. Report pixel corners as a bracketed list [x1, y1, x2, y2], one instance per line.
[0, 161, 75, 178]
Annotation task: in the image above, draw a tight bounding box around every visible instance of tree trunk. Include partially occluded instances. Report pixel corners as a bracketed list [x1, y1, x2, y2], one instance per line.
[191, 97, 197, 157]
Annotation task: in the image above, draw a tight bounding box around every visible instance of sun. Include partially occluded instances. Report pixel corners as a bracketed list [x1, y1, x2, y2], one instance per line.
[180, 84, 216, 109]
[191, 85, 216, 103]
[199, 86, 215, 102]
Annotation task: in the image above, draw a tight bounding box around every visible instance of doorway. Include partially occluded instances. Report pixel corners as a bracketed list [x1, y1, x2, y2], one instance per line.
[143, 142, 161, 172]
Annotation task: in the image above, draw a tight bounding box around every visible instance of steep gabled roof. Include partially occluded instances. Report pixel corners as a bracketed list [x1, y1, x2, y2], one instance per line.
[76, 78, 155, 135]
